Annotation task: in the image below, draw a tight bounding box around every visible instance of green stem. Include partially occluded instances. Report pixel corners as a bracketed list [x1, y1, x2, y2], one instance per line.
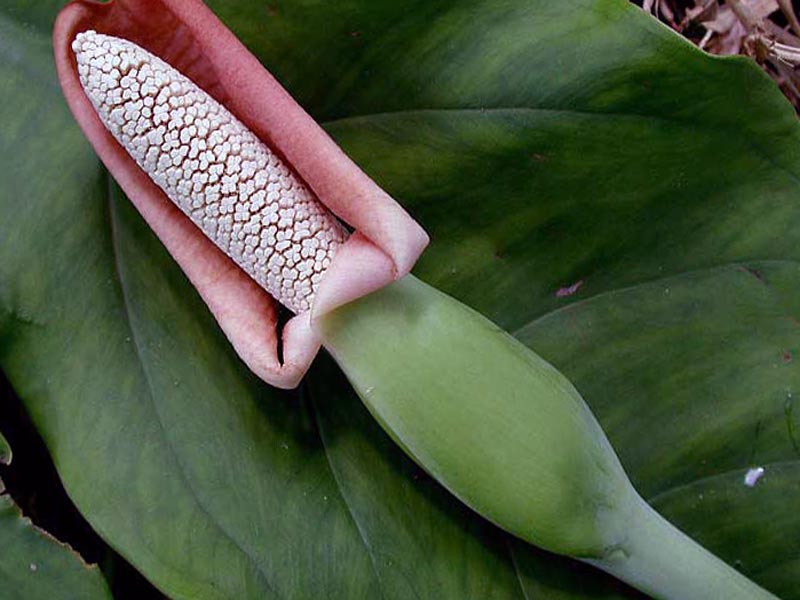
[587, 495, 780, 600]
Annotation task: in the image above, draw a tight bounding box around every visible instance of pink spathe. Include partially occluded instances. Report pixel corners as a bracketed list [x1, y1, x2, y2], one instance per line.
[54, 0, 429, 388]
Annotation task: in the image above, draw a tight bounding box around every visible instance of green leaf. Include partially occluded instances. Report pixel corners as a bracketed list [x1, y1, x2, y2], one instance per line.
[514, 262, 800, 597]
[0, 496, 113, 599]
[0, 439, 112, 599]
[0, 432, 10, 468]
[1, 1, 798, 599]
[653, 461, 800, 595]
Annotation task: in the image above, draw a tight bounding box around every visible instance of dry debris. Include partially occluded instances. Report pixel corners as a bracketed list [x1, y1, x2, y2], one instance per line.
[633, 0, 800, 110]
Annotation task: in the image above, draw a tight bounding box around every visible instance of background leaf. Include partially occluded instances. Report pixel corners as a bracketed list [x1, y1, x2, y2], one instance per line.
[1, 0, 798, 599]
[0, 432, 10, 468]
[515, 262, 800, 596]
[0, 497, 113, 599]
[0, 436, 112, 599]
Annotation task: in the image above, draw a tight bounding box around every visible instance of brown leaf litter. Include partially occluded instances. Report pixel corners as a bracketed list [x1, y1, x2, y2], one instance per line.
[633, 0, 800, 111]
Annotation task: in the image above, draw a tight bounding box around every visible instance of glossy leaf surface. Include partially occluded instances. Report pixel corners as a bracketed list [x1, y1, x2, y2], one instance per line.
[1, 1, 798, 598]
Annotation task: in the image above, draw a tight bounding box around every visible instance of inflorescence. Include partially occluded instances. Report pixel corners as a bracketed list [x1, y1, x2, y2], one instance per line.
[73, 30, 348, 314]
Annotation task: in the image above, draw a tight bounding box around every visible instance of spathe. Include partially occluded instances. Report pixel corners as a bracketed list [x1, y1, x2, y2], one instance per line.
[54, 0, 429, 388]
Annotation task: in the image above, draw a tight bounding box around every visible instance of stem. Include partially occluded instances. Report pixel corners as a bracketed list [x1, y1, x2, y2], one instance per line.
[727, 0, 762, 33]
[587, 496, 780, 600]
[778, 0, 800, 38]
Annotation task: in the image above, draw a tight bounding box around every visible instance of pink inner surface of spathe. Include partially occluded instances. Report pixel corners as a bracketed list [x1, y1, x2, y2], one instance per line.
[54, 0, 428, 388]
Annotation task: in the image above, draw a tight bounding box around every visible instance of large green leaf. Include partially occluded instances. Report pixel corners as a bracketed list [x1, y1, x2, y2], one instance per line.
[0, 434, 112, 599]
[1, 0, 798, 599]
